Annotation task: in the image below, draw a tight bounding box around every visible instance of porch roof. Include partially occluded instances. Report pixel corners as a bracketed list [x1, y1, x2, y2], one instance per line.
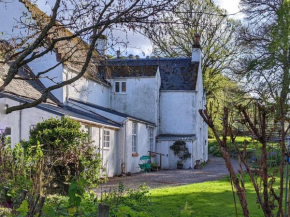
[156, 134, 196, 141]
[68, 98, 156, 126]
[1, 93, 121, 129]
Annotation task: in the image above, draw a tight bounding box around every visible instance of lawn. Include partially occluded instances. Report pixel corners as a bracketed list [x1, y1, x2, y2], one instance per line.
[141, 137, 284, 216]
[146, 175, 265, 217]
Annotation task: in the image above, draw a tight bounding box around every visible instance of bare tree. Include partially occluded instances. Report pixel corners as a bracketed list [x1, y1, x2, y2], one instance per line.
[200, 99, 290, 217]
[144, 0, 244, 100]
[0, 0, 178, 114]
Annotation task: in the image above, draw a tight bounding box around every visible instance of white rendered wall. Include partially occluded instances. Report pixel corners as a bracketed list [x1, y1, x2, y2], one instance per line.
[66, 70, 110, 108]
[27, 50, 64, 102]
[110, 76, 159, 124]
[96, 127, 118, 177]
[155, 140, 195, 169]
[194, 62, 208, 162]
[159, 91, 196, 135]
[124, 120, 153, 173]
[0, 98, 60, 147]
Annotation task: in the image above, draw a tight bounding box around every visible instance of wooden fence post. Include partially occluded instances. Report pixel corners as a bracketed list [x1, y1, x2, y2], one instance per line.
[98, 203, 110, 217]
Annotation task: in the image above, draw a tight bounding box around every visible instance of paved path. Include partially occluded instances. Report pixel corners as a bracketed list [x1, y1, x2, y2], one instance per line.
[97, 155, 241, 193]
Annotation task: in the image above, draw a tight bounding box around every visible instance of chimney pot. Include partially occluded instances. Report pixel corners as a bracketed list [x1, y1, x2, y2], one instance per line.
[193, 33, 201, 48]
[117, 50, 121, 59]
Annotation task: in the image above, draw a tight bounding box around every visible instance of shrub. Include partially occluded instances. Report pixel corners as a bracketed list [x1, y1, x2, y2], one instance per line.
[21, 117, 104, 195]
[0, 117, 104, 198]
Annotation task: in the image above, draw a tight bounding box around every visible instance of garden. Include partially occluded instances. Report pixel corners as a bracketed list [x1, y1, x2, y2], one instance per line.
[0, 117, 153, 216]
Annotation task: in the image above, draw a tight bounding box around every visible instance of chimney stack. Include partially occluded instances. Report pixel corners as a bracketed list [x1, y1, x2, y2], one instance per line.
[96, 36, 107, 57]
[193, 33, 201, 48]
[191, 33, 201, 63]
[117, 50, 121, 59]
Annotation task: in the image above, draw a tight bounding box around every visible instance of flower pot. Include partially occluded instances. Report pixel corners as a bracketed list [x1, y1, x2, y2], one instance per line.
[177, 164, 183, 169]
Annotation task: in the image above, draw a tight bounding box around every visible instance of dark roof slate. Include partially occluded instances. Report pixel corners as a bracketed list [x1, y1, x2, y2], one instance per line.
[156, 134, 196, 141]
[100, 58, 199, 90]
[68, 98, 156, 126]
[0, 93, 121, 128]
[0, 64, 60, 104]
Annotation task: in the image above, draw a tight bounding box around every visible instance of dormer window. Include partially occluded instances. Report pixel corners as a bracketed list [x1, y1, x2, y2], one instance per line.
[115, 81, 126, 93]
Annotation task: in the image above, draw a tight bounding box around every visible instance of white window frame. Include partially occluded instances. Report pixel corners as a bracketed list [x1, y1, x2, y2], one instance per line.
[149, 127, 154, 152]
[103, 129, 110, 149]
[132, 122, 137, 153]
[115, 81, 126, 94]
[30, 125, 36, 132]
[84, 125, 92, 142]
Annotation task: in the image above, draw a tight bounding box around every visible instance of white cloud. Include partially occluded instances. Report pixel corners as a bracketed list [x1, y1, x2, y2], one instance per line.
[213, 0, 244, 19]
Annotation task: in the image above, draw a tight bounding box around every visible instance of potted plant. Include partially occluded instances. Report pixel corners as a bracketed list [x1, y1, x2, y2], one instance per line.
[151, 162, 159, 171]
[177, 161, 183, 169]
[170, 140, 191, 169]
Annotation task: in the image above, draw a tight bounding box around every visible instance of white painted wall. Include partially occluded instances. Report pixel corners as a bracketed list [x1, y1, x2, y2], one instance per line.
[194, 61, 208, 163]
[27, 50, 64, 102]
[155, 140, 194, 169]
[65, 70, 110, 107]
[96, 127, 118, 177]
[0, 97, 60, 147]
[110, 76, 159, 124]
[159, 91, 196, 134]
[124, 120, 153, 173]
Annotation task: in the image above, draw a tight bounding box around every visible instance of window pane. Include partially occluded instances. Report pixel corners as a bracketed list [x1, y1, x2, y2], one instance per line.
[103, 130, 110, 148]
[122, 82, 126, 92]
[132, 123, 137, 134]
[150, 138, 154, 151]
[115, 82, 120, 92]
[149, 128, 154, 137]
[132, 135, 137, 152]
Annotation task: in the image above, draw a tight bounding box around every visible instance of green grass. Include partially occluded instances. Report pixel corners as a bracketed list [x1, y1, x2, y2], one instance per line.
[146, 175, 277, 217]
[208, 136, 259, 150]
[140, 137, 285, 216]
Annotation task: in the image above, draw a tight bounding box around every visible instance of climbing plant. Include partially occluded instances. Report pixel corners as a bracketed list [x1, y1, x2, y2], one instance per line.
[170, 141, 191, 164]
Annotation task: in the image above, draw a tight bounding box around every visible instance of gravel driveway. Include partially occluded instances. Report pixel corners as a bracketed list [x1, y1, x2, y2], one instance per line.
[97, 155, 241, 193]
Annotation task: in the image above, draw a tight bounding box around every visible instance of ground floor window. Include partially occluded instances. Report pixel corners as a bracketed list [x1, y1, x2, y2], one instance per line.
[149, 127, 154, 152]
[103, 129, 110, 148]
[132, 122, 137, 153]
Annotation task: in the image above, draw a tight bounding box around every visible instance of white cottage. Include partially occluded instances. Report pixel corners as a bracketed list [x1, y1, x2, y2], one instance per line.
[0, 0, 208, 177]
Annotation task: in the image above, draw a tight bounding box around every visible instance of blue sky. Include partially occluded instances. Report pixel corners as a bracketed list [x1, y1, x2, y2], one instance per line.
[36, 0, 242, 57]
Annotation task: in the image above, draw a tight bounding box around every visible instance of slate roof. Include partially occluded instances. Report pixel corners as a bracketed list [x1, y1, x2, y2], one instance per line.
[19, 0, 107, 84]
[156, 134, 196, 141]
[0, 64, 59, 105]
[100, 58, 199, 90]
[1, 93, 121, 128]
[68, 98, 156, 126]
